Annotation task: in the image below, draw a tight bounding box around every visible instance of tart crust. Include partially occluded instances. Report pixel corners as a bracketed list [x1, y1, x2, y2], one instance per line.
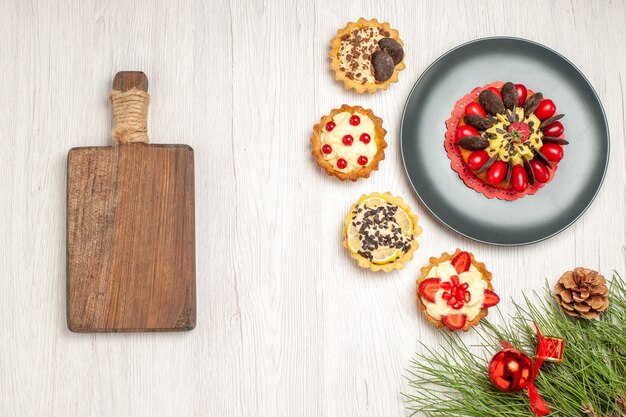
[416, 249, 494, 332]
[343, 192, 421, 272]
[329, 18, 406, 94]
[311, 104, 387, 181]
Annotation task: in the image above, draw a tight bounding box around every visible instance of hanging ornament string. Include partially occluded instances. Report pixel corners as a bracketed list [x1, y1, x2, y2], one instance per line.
[527, 323, 551, 416]
[109, 88, 150, 144]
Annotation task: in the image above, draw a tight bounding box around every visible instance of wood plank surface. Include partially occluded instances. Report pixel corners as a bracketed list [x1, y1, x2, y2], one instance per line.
[0, 0, 625, 416]
[67, 143, 196, 332]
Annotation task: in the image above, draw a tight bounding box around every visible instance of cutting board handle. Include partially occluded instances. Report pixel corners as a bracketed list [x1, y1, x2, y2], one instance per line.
[110, 71, 150, 144]
[113, 71, 148, 92]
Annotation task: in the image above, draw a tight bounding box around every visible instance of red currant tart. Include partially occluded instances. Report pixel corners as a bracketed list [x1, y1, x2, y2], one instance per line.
[416, 249, 499, 332]
[445, 81, 568, 200]
[311, 104, 387, 181]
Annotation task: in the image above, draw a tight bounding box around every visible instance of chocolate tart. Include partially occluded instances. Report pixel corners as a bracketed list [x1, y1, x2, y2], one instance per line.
[343, 192, 421, 272]
[329, 18, 406, 94]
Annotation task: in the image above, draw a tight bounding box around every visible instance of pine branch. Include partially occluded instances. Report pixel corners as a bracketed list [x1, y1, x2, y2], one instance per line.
[404, 273, 626, 417]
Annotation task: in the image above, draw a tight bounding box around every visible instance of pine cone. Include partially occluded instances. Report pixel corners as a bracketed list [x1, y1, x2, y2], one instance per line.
[581, 403, 598, 417]
[555, 267, 609, 319]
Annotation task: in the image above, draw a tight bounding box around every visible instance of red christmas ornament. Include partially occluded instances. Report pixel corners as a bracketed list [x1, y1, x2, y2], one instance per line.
[488, 347, 534, 392]
[488, 323, 556, 417]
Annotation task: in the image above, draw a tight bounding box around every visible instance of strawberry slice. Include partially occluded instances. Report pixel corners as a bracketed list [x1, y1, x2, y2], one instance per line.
[418, 278, 441, 303]
[482, 289, 500, 308]
[507, 122, 531, 141]
[442, 314, 467, 331]
[451, 251, 472, 273]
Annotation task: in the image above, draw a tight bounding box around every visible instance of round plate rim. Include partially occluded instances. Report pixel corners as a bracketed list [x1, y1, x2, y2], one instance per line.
[400, 36, 610, 246]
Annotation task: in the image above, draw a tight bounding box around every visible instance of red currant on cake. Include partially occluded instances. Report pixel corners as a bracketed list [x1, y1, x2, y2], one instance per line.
[446, 81, 568, 200]
[311, 105, 387, 181]
[416, 249, 499, 332]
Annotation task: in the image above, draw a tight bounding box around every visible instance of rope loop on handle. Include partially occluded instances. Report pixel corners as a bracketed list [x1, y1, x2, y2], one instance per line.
[109, 88, 150, 143]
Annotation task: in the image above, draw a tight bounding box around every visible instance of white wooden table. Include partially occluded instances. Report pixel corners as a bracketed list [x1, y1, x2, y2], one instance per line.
[1, 0, 624, 415]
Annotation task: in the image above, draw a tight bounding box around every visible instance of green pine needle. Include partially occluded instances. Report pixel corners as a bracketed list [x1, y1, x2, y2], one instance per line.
[403, 273, 626, 417]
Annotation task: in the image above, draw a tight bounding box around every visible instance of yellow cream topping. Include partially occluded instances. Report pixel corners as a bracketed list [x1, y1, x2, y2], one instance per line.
[484, 107, 544, 166]
[321, 111, 377, 174]
[423, 261, 487, 321]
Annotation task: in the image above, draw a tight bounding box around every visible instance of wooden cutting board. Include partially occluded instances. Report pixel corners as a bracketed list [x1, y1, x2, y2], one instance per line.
[67, 71, 196, 332]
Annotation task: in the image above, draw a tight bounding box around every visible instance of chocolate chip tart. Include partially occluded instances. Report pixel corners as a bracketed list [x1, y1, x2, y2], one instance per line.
[416, 249, 500, 332]
[329, 18, 406, 94]
[343, 192, 421, 272]
[311, 104, 387, 181]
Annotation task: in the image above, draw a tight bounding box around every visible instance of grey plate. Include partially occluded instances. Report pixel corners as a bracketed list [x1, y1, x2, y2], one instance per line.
[401, 37, 609, 246]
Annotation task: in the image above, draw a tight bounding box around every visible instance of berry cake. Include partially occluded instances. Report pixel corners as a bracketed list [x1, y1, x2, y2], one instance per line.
[445, 82, 568, 200]
[416, 249, 499, 331]
[311, 104, 387, 181]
